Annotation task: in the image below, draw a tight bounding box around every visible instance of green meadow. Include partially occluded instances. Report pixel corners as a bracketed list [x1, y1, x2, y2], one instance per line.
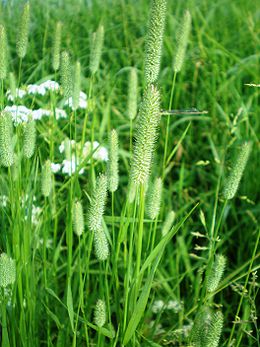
[0, 0, 259, 346]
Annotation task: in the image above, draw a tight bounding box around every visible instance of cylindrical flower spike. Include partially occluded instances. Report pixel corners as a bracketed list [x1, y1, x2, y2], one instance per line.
[131, 84, 161, 186]
[94, 228, 109, 261]
[223, 142, 252, 200]
[127, 67, 138, 120]
[108, 129, 119, 192]
[0, 253, 16, 288]
[144, 0, 167, 84]
[73, 200, 84, 237]
[23, 119, 36, 159]
[41, 160, 52, 197]
[94, 299, 106, 327]
[147, 177, 162, 220]
[89, 24, 104, 75]
[207, 254, 226, 293]
[16, 2, 30, 58]
[87, 174, 108, 232]
[0, 25, 8, 80]
[162, 210, 175, 237]
[0, 111, 14, 167]
[52, 21, 62, 71]
[60, 51, 72, 98]
[173, 10, 192, 73]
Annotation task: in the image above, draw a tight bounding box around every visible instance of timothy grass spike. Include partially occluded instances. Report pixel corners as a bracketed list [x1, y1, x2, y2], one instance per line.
[207, 254, 226, 293]
[23, 119, 36, 159]
[147, 177, 162, 220]
[223, 142, 252, 200]
[60, 51, 72, 98]
[144, 0, 167, 84]
[173, 10, 191, 73]
[89, 24, 104, 75]
[94, 299, 106, 327]
[0, 25, 8, 79]
[131, 84, 161, 185]
[162, 210, 175, 236]
[41, 159, 52, 197]
[73, 200, 84, 237]
[16, 2, 30, 58]
[108, 129, 119, 192]
[87, 174, 108, 231]
[127, 67, 138, 120]
[0, 253, 16, 288]
[9, 73, 17, 101]
[52, 21, 62, 71]
[94, 229, 109, 261]
[0, 111, 14, 167]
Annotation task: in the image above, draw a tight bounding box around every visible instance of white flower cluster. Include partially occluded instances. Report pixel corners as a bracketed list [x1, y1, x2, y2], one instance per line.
[151, 299, 183, 314]
[6, 80, 60, 101]
[51, 139, 108, 176]
[64, 91, 88, 109]
[4, 105, 67, 126]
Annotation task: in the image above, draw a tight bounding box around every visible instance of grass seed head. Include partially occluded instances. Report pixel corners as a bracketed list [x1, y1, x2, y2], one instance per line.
[16, 2, 30, 58]
[0, 111, 14, 167]
[94, 299, 106, 327]
[94, 229, 109, 261]
[207, 254, 226, 293]
[52, 21, 62, 71]
[73, 200, 84, 237]
[108, 129, 119, 192]
[127, 67, 138, 120]
[0, 25, 8, 79]
[191, 307, 224, 347]
[87, 173, 108, 231]
[0, 253, 16, 288]
[144, 0, 167, 84]
[41, 159, 52, 197]
[23, 119, 36, 159]
[223, 142, 252, 200]
[162, 210, 175, 236]
[173, 10, 191, 73]
[60, 51, 73, 98]
[147, 177, 162, 220]
[89, 24, 104, 75]
[131, 84, 161, 185]
[9, 72, 17, 101]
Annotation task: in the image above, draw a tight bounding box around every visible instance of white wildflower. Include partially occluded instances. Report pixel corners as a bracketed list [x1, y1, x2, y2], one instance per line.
[64, 91, 87, 109]
[51, 163, 61, 173]
[61, 156, 84, 176]
[83, 141, 108, 161]
[32, 108, 51, 120]
[152, 300, 165, 313]
[0, 195, 8, 207]
[6, 88, 26, 101]
[167, 300, 183, 313]
[54, 108, 67, 119]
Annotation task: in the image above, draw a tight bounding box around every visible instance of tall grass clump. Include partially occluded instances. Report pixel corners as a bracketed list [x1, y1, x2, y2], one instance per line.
[0, 25, 8, 80]
[16, 2, 30, 59]
[52, 21, 62, 71]
[131, 84, 161, 186]
[0, 111, 14, 167]
[144, 0, 167, 84]
[222, 142, 252, 199]
[89, 24, 104, 75]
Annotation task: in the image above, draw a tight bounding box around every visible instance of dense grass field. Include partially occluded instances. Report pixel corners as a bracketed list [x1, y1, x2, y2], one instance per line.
[0, 0, 259, 346]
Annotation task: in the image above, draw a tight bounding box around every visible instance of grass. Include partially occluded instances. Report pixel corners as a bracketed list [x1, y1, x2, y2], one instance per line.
[0, 0, 259, 346]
